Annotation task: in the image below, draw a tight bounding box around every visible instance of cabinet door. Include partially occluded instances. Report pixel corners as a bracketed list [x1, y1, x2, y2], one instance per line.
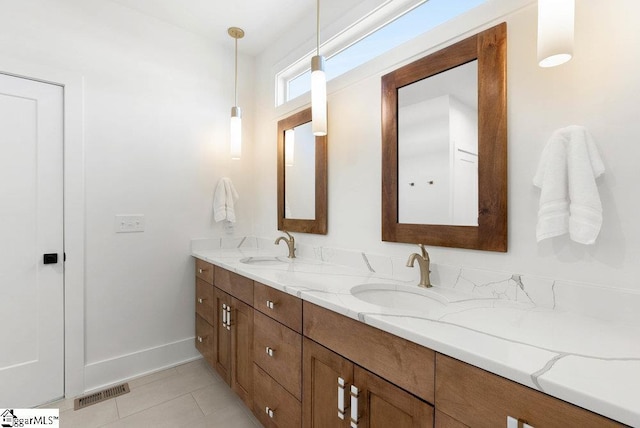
[354, 365, 434, 428]
[213, 287, 231, 385]
[231, 296, 253, 408]
[303, 338, 353, 428]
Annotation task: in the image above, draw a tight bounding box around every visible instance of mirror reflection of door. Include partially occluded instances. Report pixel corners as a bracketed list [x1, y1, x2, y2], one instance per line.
[284, 121, 316, 220]
[397, 60, 478, 226]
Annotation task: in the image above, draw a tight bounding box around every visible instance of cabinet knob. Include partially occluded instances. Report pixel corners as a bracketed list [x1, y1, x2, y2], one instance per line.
[197, 298, 205, 304]
[507, 416, 534, 428]
[265, 346, 275, 357]
[265, 406, 274, 418]
[266, 300, 275, 310]
[197, 336, 203, 343]
[198, 268, 204, 274]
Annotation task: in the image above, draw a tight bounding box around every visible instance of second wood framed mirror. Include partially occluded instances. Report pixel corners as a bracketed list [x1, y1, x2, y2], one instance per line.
[381, 23, 507, 251]
[277, 107, 328, 234]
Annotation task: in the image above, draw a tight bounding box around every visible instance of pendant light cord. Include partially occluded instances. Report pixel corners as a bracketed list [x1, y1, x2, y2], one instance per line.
[234, 36, 238, 106]
[316, 0, 320, 56]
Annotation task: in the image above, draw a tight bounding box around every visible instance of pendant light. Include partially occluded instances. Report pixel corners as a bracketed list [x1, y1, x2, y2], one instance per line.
[311, 0, 327, 136]
[228, 27, 244, 159]
[537, 0, 574, 67]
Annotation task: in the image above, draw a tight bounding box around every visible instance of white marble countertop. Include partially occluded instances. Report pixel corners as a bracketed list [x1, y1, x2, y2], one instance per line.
[192, 245, 640, 426]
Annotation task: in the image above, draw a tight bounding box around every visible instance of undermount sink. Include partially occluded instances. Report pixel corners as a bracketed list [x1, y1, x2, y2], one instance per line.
[350, 283, 447, 312]
[239, 256, 289, 266]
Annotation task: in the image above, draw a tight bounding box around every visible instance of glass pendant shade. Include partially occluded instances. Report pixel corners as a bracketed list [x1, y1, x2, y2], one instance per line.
[311, 55, 327, 136]
[230, 106, 242, 160]
[537, 0, 574, 67]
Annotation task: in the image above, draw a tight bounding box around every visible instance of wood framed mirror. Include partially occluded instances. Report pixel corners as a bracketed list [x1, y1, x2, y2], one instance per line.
[277, 107, 328, 234]
[381, 23, 507, 251]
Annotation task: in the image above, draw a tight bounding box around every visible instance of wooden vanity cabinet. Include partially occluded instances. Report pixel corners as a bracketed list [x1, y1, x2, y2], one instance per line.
[303, 302, 435, 428]
[192, 260, 626, 428]
[435, 354, 625, 428]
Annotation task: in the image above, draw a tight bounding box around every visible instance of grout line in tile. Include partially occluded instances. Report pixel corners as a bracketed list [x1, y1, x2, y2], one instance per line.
[190, 391, 207, 417]
[114, 395, 121, 420]
[115, 391, 197, 422]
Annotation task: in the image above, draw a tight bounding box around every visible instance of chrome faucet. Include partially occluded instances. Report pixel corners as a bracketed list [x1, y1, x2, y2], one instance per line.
[406, 244, 431, 288]
[275, 231, 296, 259]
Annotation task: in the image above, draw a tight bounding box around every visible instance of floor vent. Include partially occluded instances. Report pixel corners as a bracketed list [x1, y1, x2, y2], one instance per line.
[74, 383, 130, 410]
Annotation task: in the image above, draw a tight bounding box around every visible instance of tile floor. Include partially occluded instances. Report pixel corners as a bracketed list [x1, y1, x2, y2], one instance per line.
[41, 359, 262, 427]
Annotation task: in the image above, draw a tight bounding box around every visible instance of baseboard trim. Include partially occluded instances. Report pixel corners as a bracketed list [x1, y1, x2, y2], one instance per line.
[83, 337, 201, 393]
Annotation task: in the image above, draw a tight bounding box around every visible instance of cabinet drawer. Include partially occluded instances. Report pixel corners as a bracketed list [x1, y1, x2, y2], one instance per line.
[254, 282, 302, 333]
[254, 310, 302, 400]
[195, 314, 214, 367]
[215, 266, 253, 305]
[303, 302, 435, 403]
[195, 278, 214, 325]
[195, 259, 214, 284]
[435, 353, 624, 428]
[253, 364, 301, 428]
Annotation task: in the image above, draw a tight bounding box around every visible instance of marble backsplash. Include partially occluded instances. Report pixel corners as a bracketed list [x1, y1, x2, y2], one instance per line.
[190, 236, 640, 327]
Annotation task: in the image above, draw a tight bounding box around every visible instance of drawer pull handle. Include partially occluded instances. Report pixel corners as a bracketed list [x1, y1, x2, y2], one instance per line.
[226, 306, 231, 330]
[350, 385, 359, 428]
[507, 416, 534, 428]
[197, 336, 203, 343]
[338, 377, 347, 420]
[266, 300, 275, 309]
[222, 303, 228, 328]
[197, 298, 206, 304]
[198, 268, 207, 274]
[265, 346, 275, 357]
[265, 406, 274, 418]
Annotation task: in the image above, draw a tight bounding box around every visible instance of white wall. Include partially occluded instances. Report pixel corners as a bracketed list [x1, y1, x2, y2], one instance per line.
[253, 0, 640, 292]
[0, 0, 255, 391]
[398, 95, 451, 224]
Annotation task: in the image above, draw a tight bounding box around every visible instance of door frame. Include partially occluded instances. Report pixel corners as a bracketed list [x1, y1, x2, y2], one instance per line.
[0, 59, 86, 398]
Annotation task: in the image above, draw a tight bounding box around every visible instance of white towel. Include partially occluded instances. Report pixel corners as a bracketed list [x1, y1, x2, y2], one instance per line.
[533, 126, 605, 244]
[213, 177, 240, 223]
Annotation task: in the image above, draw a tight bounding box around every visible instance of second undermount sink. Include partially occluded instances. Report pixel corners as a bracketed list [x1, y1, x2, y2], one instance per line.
[239, 256, 289, 266]
[350, 283, 447, 312]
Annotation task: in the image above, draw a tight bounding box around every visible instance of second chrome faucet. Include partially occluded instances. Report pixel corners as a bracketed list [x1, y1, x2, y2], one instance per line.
[275, 231, 296, 259]
[406, 244, 431, 288]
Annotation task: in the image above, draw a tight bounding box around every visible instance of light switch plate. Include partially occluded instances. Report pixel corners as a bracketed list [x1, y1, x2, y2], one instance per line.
[115, 214, 145, 233]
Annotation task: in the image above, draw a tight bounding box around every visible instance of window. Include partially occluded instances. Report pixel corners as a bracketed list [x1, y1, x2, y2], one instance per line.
[277, 0, 487, 105]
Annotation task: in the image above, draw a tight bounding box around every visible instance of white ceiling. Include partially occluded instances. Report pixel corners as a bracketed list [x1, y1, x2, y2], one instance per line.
[107, 0, 370, 56]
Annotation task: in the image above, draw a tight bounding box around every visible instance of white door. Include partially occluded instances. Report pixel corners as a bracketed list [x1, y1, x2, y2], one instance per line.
[0, 73, 64, 407]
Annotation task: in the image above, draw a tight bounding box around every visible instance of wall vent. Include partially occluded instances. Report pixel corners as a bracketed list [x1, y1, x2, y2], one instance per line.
[73, 383, 130, 410]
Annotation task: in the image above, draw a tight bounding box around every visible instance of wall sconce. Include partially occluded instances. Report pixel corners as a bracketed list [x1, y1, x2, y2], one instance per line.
[537, 0, 575, 67]
[285, 129, 295, 166]
[228, 27, 244, 159]
[311, 0, 327, 136]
